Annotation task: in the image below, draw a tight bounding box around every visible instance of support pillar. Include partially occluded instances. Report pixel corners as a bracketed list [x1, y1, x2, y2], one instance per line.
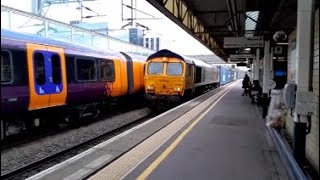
[263, 40, 271, 94]
[262, 41, 271, 118]
[293, 0, 313, 166]
[252, 59, 256, 80]
[254, 48, 260, 80]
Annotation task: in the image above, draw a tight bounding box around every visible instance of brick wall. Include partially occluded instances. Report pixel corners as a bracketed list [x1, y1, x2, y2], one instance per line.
[285, 8, 319, 173]
[307, 8, 319, 173]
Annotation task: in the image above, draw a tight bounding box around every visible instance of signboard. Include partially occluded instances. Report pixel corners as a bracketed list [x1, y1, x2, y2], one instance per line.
[224, 36, 264, 48]
[236, 62, 247, 67]
[229, 54, 255, 59]
[229, 58, 246, 62]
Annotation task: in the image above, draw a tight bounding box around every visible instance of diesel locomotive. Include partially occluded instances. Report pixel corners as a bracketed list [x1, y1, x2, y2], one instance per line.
[144, 49, 221, 111]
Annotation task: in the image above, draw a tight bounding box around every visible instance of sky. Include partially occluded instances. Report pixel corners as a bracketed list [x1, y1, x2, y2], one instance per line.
[1, 0, 218, 56]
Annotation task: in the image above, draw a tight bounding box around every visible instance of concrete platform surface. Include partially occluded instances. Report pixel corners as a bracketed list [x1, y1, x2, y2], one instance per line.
[118, 82, 288, 180]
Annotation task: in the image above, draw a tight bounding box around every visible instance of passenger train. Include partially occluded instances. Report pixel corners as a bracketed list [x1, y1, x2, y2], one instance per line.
[1, 29, 147, 139]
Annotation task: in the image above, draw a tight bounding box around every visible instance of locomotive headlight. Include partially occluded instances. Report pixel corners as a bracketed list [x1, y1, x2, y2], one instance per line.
[174, 87, 182, 92]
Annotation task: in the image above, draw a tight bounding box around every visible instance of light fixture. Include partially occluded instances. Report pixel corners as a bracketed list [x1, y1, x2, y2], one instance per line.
[244, 48, 251, 51]
[276, 42, 289, 45]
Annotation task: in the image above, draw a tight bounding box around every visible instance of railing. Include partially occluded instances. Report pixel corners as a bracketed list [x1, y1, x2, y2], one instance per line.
[1, 5, 155, 56]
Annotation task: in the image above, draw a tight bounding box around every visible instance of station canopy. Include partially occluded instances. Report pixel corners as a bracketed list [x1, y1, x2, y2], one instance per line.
[147, 0, 299, 61]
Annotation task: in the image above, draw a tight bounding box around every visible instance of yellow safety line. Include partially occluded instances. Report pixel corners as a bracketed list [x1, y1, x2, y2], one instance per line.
[136, 83, 236, 180]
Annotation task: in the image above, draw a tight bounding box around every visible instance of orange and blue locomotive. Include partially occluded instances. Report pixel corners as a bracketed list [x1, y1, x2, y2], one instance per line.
[1, 29, 147, 139]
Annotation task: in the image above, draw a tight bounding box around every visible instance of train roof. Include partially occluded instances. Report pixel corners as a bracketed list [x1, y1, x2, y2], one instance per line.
[189, 58, 213, 68]
[147, 49, 215, 69]
[122, 52, 148, 61]
[147, 49, 194, 64]
[1, 29, 121, 57]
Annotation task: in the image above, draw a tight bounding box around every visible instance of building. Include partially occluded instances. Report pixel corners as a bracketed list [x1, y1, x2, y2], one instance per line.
[143, 36, 160, 51]
[129, 28, 143, 46]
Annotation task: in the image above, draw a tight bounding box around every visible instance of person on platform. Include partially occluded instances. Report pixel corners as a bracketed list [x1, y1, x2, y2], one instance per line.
[242, 74, 251, 96]
[250, 80, 263, 105]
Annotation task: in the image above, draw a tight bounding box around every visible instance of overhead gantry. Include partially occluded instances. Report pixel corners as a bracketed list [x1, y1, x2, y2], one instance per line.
[147, 0, 226, 59]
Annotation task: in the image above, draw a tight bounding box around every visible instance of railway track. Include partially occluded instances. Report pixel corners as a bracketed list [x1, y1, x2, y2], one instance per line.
[1, 100, 145, 150]
[1, 109, 154, 180]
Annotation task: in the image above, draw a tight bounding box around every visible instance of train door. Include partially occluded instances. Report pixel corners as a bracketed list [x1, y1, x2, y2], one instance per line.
[27, 43, 67, 110]
[194, 66, 202, 83]
[120, 52, 134, 95]
[185, 63, 194, 90]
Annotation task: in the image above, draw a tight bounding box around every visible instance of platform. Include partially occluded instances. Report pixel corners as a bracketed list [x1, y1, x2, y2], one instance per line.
[89, 81, 289, 180]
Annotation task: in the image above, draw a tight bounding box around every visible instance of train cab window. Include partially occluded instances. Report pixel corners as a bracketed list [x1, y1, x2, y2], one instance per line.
[167, 62, 183, 76]
[99, 60, 115, 81]
[34, 52, 46, 85]
[76, 58, 96, 81]
[51, 54, 62, 84]
[1, 50, 13, 84]
[148, 62, 163, 75]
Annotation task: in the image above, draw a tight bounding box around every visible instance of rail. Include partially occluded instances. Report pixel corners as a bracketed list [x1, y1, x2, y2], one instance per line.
[1, 5, 155, 56]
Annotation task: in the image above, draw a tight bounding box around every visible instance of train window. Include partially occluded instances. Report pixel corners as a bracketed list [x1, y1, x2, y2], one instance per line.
[76, 58, 97, 81]
[51, 54, 62, 84]
[167, 63, 183, 76]
[99, 60, 115, 81]
[34, 52, 46, 85]
[1, 50, 13, 84]
[148, 62, 163, 75]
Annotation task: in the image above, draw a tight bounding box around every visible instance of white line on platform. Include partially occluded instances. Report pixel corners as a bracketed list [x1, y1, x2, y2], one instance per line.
[85, 154, 113, 169]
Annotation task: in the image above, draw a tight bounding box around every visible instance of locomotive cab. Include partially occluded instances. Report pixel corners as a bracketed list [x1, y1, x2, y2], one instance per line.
[145, 57, 191, 96]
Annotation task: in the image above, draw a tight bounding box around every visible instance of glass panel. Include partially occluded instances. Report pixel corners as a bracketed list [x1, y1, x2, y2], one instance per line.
[1, 10, 10, 29]
[48, 23, 72, 41]
[92, 34, 108, 51]
[34, 52, 46, 85]
[51, 54, 62, 84]
[10, 13, 46, 36]
[121, 43, 132, 53]
[1, 51, 12, 83]
[148, 62, 163, 75]
[167, 63, 183, 76]
[76, 59, 96, 81]
[99, 60, 115, 81]
[108, 40, 123, 52]
[73, 29, 93, 47]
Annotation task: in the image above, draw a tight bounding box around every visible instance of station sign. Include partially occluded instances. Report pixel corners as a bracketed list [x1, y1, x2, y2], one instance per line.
[223, 36, 264, 48]
[229, 58, 246, 62]
[229, 54, 255, 59]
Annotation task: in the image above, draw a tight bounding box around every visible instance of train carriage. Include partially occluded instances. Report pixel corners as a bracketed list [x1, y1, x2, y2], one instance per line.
[1, 29, 147, 139]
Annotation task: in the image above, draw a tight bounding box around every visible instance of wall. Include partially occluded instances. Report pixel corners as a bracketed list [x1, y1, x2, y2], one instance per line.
[285, 8, 319, 173]
[307, 8, 319, 173]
